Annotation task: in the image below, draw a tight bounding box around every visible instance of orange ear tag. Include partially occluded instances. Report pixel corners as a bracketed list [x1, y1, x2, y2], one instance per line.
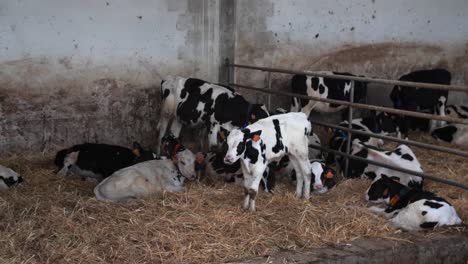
[389, 195, 400, 207]
[219, 131, 226, 141]
[326, 171, 334, 179]
[196, 153, 204, 164]
[251, 114, 256, 120]
[132, 149, 141, 157]
[252, 134, 261, 142]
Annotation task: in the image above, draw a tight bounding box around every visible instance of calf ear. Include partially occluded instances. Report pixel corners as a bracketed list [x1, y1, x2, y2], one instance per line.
[133, 142, 143, 156]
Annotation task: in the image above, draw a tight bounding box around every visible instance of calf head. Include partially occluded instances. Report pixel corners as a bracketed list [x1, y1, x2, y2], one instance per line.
[161, 134, 196, 180]
[132, 142, 157, 164]
[248, 104, 269, 123]
[376, 112, 401, 135]
[311, 161, 336, 194]
[224, 128, 263, 165]
[366, 174, 407, 204]
[0, 165, 23, 190]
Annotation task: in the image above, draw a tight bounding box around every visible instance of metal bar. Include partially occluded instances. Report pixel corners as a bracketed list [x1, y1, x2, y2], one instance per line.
[309, 143, 468, 190]
[228, 63, 468, 92]
[229, 83, 468, 125]
[310, 120, 468, 158]
[267, 71, 272, 110]
[344, 82, 355, 178]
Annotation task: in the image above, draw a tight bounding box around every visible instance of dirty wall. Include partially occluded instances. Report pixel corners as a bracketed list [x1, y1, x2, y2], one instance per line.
[233, 0, 468, 112]
[1, 0, 468, 156]
[0, 0, 223, 156]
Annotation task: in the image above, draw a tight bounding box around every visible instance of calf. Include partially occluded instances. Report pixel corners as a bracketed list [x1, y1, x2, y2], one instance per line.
[158, 134, 199, 179]
[224, 112, 323, 211]
[157, 76, 269, 152]
[0, 165, 23, 190]
[431, 124, 468, 146]
[390, 69, 451, 135]
[94, 159, 194, 202]
[55, 142, 155, 181]
[290, 72, 367, 116]
[340, 140, 424, 189]
[446, 104, 468, 119]
[368, 175, 462, 231]
[285, 160, 336, 193]
[196, 151, 274, 192]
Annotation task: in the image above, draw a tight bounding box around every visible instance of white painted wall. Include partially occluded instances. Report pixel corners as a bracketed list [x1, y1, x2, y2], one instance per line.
[0, 0, 221, 90]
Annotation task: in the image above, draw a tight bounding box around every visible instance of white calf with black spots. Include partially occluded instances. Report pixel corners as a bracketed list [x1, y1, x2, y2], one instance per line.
[368, 175, 462, 231]
[224, 112, 323, 212]
[290, 72, 367, 116]
[0, 165, 23, 190]
[157, 76, 269, 152]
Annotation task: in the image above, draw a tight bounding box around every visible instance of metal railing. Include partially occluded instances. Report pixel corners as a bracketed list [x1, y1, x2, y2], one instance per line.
[224, 59, 468, 190]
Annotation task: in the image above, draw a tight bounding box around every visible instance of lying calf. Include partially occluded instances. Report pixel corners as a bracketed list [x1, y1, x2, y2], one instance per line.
[94, 159, 195, 202]
[55, 142, 156, 181]
[0, 165, 23, 190]
[368, 175, 462, 231]
[431, 124, 468, 146]
[339, 140, 424, 190]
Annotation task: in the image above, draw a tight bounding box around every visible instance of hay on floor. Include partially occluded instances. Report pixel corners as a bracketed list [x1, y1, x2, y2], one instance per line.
[0, 131, 466, 263]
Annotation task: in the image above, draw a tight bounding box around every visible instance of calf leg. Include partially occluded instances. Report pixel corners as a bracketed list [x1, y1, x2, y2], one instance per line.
[242, 171, 264, 212]
[288, 157, 304, 199]
[169, 119, 183, 139]
[208, 123, 220, 149]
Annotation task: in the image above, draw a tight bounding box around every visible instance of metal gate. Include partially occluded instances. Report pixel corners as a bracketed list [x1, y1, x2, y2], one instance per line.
[224, 59, 468, 190]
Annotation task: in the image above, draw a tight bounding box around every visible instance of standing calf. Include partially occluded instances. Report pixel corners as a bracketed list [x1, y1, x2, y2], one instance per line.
[158, 76, 269, 152]
[224, 112, 323, 212]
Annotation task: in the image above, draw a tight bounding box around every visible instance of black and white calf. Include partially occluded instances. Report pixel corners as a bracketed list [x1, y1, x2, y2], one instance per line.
[446, 105, 468, 119]
[0, 165, 23, 190]
[390, 68, 451, 135]
[158, 76, 269, 151]
[290, 72, 367, 116]
[341, 140, 424, 191]
[368, 175, 462, 231]
[431, 124, 468, 146]
[224, 112, 323, 211]
[55, 142, 156, 181]
[196, 151, 275, 192]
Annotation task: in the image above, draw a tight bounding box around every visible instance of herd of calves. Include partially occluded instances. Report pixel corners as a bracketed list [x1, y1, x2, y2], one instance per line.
[1, 68, 466, 232]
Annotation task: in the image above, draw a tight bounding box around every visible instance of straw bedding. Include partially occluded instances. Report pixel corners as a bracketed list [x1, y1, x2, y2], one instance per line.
[0, 132, 466, 263]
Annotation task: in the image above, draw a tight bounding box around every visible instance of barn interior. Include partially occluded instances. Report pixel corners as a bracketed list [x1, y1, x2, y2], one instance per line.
[1, 1, 467, 263]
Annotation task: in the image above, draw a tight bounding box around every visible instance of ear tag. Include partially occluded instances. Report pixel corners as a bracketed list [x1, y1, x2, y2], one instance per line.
[389, 195, 400, 207]
[326, 171, 334, 179]
[252, 134, 261, 142]
[196, 153, 204, 164]
[219, 131, 226, 141]
[251, 113, 256, 120]
[328, 128, 333, 135]
[132, 149, 141, 157]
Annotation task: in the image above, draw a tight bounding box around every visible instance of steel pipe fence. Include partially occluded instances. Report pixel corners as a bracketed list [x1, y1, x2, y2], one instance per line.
[225, 60, 468, 190]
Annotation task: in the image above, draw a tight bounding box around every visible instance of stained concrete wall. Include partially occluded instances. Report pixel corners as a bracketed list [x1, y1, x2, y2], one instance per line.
[1, 0, 468, 156]
[0, 0, 223, 156]
[233, 0, 468, 111]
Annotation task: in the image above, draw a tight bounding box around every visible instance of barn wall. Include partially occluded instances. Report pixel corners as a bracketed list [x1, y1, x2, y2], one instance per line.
[233, 0, 468, 112]
[0, 0, 224, 156]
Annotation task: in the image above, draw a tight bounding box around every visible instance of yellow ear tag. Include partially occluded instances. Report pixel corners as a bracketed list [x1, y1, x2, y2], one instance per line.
[132, 149, 140, 157]
[252, 134, 261, 142]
